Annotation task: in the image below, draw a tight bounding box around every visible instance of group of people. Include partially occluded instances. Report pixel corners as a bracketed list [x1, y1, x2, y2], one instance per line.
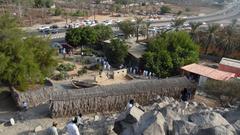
[98, 58, 111, 71]
[125, 88, 192, 115]
[47, 113, 83, 135]
[128, 67, 154, 78]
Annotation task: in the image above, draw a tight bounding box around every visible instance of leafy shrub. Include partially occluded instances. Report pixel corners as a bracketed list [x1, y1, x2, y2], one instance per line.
[54, 7, 62, 16]
[53, 71, 69, 80]
[81, 59, 91, 65]
[82, 48, 93, 56]
[71, 10, 87, 17]
[78, 68, 87, 76]
[160, 6, 171, 15]
[57, 63, 75, 72]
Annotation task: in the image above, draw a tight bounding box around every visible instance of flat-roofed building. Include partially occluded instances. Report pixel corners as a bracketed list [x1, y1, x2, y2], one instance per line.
[181, 63, 236, 86]
[218, 57, 240, 77]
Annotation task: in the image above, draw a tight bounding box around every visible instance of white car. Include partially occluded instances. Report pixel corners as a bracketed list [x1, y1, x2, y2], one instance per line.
[38, 26, 50, 31]
[202, 22, 207, 25]
[183, 23, 190, 27]
[102, 20, 113, 26]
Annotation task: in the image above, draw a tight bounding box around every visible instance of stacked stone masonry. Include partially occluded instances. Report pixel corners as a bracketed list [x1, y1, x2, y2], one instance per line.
[50, 77, 196, 117]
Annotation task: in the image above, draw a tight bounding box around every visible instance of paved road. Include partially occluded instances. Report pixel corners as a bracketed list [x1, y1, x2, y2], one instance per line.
[34, 0, 240, 40]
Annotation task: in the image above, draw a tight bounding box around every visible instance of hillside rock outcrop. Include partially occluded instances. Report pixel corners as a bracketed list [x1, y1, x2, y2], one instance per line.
[113, 97, 239, 135]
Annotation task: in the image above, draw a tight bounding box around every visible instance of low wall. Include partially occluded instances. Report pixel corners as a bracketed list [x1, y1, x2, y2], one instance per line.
[50, 77, 196, 117]
[113, 69, 127, 79]
[94, 72, 108, 83]
[11, 80, 57, 108]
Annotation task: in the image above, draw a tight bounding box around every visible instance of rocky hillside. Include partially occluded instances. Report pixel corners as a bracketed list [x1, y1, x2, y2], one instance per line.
[113, 96, 240, 135]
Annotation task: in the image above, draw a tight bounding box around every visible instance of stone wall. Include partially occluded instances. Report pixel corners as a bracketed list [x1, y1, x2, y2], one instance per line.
[50, 77, 196, 117]
[113, 69, 127, 79]
[11, 81, 57, 108]
[94, 72, 108, 83]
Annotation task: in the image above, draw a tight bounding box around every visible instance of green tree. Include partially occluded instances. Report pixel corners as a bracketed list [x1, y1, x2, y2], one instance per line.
[25, 37, 57, 76]
[160, 5, 171, 15]
[66, 25, 113, 48]
[142, 31, 199, 78]
[0, 14, 57, 90]
[118, 20, 135, 39]
[142, 51, 173, 77]
[65, 28, 82, 48]
[104, 39, 128, 67]
[94, 25, 113, 42]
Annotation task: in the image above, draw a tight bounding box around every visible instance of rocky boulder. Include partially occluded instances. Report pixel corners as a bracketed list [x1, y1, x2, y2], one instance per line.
[113, 97, 240, 135]
[195, 125, 236, 135]
[188, 111, 233, 129]
[223, 108, 240, 124]
[113, 106, 167, 135]
[232, 120, 240, 134]
[172, 120, 197, 135]
[140, 111, 167, 135]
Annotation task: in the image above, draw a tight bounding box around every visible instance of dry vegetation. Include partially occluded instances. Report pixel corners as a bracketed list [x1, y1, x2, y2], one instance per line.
[204, 79, 240, 106]
[0, 0, 222, 26]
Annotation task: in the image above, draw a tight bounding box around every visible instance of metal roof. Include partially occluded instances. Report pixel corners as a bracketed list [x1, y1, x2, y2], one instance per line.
[181, 63, 236, 81]
[220, 57, 240, 69]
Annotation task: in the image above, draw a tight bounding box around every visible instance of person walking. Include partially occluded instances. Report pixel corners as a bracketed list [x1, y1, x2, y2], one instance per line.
[126, 99, 135, 110]
[76, 113, 84, 128]
[66, 117, 80, 135]
[47, 122, 58, 135]
[22, 101, 28, 111]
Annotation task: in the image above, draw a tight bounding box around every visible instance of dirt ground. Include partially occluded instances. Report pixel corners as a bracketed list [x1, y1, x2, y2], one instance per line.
[193, 95, 220, 108]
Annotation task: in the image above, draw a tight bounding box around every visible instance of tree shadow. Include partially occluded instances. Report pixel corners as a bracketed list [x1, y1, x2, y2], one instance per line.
[0, 91, 18, 121]
[18, 130, 47, 135]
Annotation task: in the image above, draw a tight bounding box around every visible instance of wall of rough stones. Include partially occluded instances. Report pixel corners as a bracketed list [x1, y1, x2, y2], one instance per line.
[94, 72, 108, 83]
[11, 82, 57, 108]
[113, 69, 127, 79]
[50, 77, 196, 117]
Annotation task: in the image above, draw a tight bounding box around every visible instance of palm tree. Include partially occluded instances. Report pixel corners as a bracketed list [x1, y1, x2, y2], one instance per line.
[217, 20, 238, 57]
[204, 24, 220, 54]
[171, 18, 186, 31]
[135, 17, 143, 42]
[94, 0, 101, 20]
[62, 10, 69, 25]
[189, 22, 202, 42]
[145, 21, 151, 40]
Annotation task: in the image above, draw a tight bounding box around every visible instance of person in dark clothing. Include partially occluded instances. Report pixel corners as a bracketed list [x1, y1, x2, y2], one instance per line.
[181, 88, 191, 102]
[76, 113, 84, 128]
[180, 88, 191, 115]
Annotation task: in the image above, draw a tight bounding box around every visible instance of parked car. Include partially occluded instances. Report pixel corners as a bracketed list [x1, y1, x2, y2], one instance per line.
[44, 29, 58, 34]
[50, 25, 59, 29]
[38, 26, 50, 32]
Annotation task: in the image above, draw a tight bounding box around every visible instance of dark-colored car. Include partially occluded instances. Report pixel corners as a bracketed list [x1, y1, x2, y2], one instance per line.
[44, 29, 58, 34]
[50, 25, 59, 29]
